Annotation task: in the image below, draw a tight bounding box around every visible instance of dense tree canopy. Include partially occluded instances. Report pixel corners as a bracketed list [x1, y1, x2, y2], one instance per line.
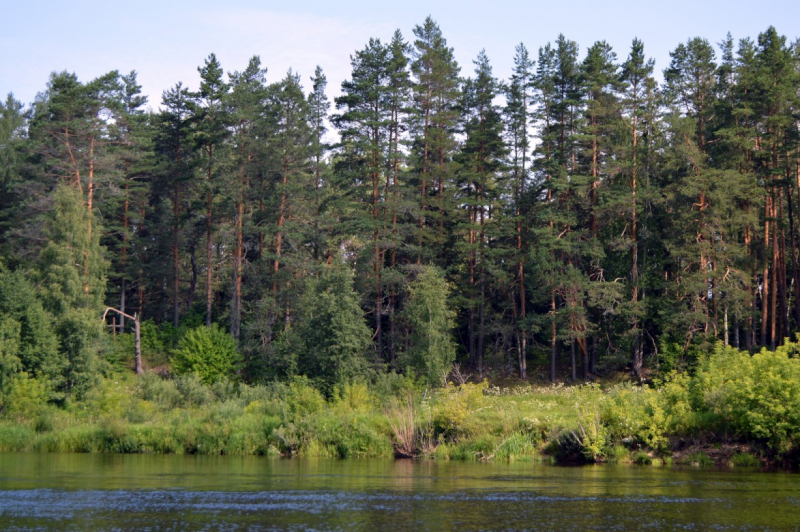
[1, 20, 799, 397]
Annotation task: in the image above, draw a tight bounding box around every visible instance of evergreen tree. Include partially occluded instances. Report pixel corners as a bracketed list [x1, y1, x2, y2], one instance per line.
[619, 38, 655, 377]
[504, 43, 534, 378]
[295, 259, 372, 394]
[195, 53, 229, 328]
[457, 50, 506, 371]
[226, 56, 268, 340]
[409, 16, 461, 263]
[333, 37, 392, 359]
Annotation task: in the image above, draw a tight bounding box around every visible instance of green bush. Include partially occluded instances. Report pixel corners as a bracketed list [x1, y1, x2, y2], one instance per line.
[172, 324, 241, 384]
[685, 451, 714, 466]
[135, 372, 181, 409]
[692, 343, 800, 451]
[175, 373, 214, 406]
[2, 372, 48, 421]
[285, 377, 325, 420]
[730, 452, 760, 467]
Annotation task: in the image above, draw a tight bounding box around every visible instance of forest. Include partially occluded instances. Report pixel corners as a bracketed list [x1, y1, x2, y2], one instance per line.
[0, 18, 799, 462]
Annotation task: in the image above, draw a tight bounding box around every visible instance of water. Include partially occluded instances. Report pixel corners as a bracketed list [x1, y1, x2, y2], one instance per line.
[0, 454, 798, 531]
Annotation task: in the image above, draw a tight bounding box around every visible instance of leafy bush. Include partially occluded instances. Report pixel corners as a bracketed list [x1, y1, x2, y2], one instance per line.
[685, 451, 714, 466]
[175, 373, 215, 406]
[730, 452, 760, 467]
[431, 381, 488, 438]
[135, 372, 181, 409]
[692, 343, 800, 451]
[285, 377, 325, 420]
[2, 373, 48, 421]
[172, 324, 241, 384]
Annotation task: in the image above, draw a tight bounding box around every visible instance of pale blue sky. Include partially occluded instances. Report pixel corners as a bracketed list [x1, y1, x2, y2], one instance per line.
[2, 0, 797, 109]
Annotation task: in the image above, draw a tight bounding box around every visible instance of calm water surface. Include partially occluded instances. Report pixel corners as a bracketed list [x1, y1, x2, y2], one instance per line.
[0, 453, 798, 530]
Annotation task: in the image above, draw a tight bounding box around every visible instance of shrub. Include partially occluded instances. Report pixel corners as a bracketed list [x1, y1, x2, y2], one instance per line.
[607, 444, 631, 463]
[692, 343, 800, 451]
[175, 373, 214, 406]
[431, 381, 488, 438]
[172, 324, 241, 384]
[332, 381, 376, 415]
[633, 451, 652, 465]
[2, 373, 48, 421]
[685, 451, 714, 466]
[730, 452, 760, 467]
[136, 372, 181, 409]
[285, 377, 325, 420]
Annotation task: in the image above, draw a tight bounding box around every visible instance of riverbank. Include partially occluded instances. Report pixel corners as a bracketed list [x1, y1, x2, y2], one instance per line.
[0, 342, 798, 468]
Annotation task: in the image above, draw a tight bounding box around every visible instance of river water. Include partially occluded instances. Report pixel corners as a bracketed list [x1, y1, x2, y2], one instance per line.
[0, 453, 798, 530]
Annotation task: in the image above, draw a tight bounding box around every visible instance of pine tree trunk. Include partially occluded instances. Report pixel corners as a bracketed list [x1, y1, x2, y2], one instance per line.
[120, 179, 129, 333]
[173, 182, 180, 328]
[771, 191, 778, 350]
[761, 201, 770, 347]
[550, 291, 557, 382]
[570, 338, 576, 382]
[84, 136, 95, 296]
[206, 144, 214, 329]
[274, 159, 288, 293]
[631, 109, 642, 378]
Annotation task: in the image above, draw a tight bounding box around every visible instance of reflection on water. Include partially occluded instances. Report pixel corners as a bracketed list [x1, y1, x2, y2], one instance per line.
[0, 454, 798, 531]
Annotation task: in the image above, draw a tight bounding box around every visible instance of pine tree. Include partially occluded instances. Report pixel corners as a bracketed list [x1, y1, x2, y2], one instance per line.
[0, 94, 26, 260]
[226, 56, 268, 340]
[195, 53, 229, 328]
[458, 50, 506, 371]
[619, 38, 655, 377]
[504, 43, 534, 378]
[409, 16, 461, 263]
[308, 65, 331, 262]
[152, 82, 198, 326]
[333, 37, 392, 359]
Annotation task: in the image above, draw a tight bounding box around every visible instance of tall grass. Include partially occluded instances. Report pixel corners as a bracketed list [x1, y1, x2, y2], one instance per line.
[2, 341, 800, 467]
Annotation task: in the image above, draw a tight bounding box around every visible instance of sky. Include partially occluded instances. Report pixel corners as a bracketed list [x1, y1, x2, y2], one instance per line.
[1, 0, 798, 111]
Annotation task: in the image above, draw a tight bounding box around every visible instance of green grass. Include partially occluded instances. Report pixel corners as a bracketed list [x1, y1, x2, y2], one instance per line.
[685, 451, 714, 467]
[1, 367, 797, 467]
[730, 452, 760, 468]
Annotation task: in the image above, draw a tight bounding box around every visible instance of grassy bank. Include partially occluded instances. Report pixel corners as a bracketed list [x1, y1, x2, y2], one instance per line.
[0, 342, 798, 468]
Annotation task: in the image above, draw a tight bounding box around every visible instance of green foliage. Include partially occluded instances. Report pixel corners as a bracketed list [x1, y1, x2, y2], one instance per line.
[1, 373, 48, 421]
[0, 339, 798, 463]
[136, 372, 181, 409]
[172, 324, 241, 384]
[0, 270, 63, 395]
[430, 381, 488, 437]
[684, 451, 714, 466]
[285, 377, 325, 419]
[294, 261, 372, 394]
[691, 343, 800, 451]
[38, 185, 107, 316]
[633, 451, 653, 465]
[0, 318, 21, 391]
[730, 452, 760, 467]
[402, 266, 457, 386]
[572, 385, 607, 461]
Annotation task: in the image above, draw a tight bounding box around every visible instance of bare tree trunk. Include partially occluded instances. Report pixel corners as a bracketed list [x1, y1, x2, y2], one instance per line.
[120, 180, 129, 333]
[771, 191, 778, 350]
[550, 291, 557, 382]
[173, 183, 180, 328]
[762, 196, 771, 347]
[205, 144, 214, 328]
